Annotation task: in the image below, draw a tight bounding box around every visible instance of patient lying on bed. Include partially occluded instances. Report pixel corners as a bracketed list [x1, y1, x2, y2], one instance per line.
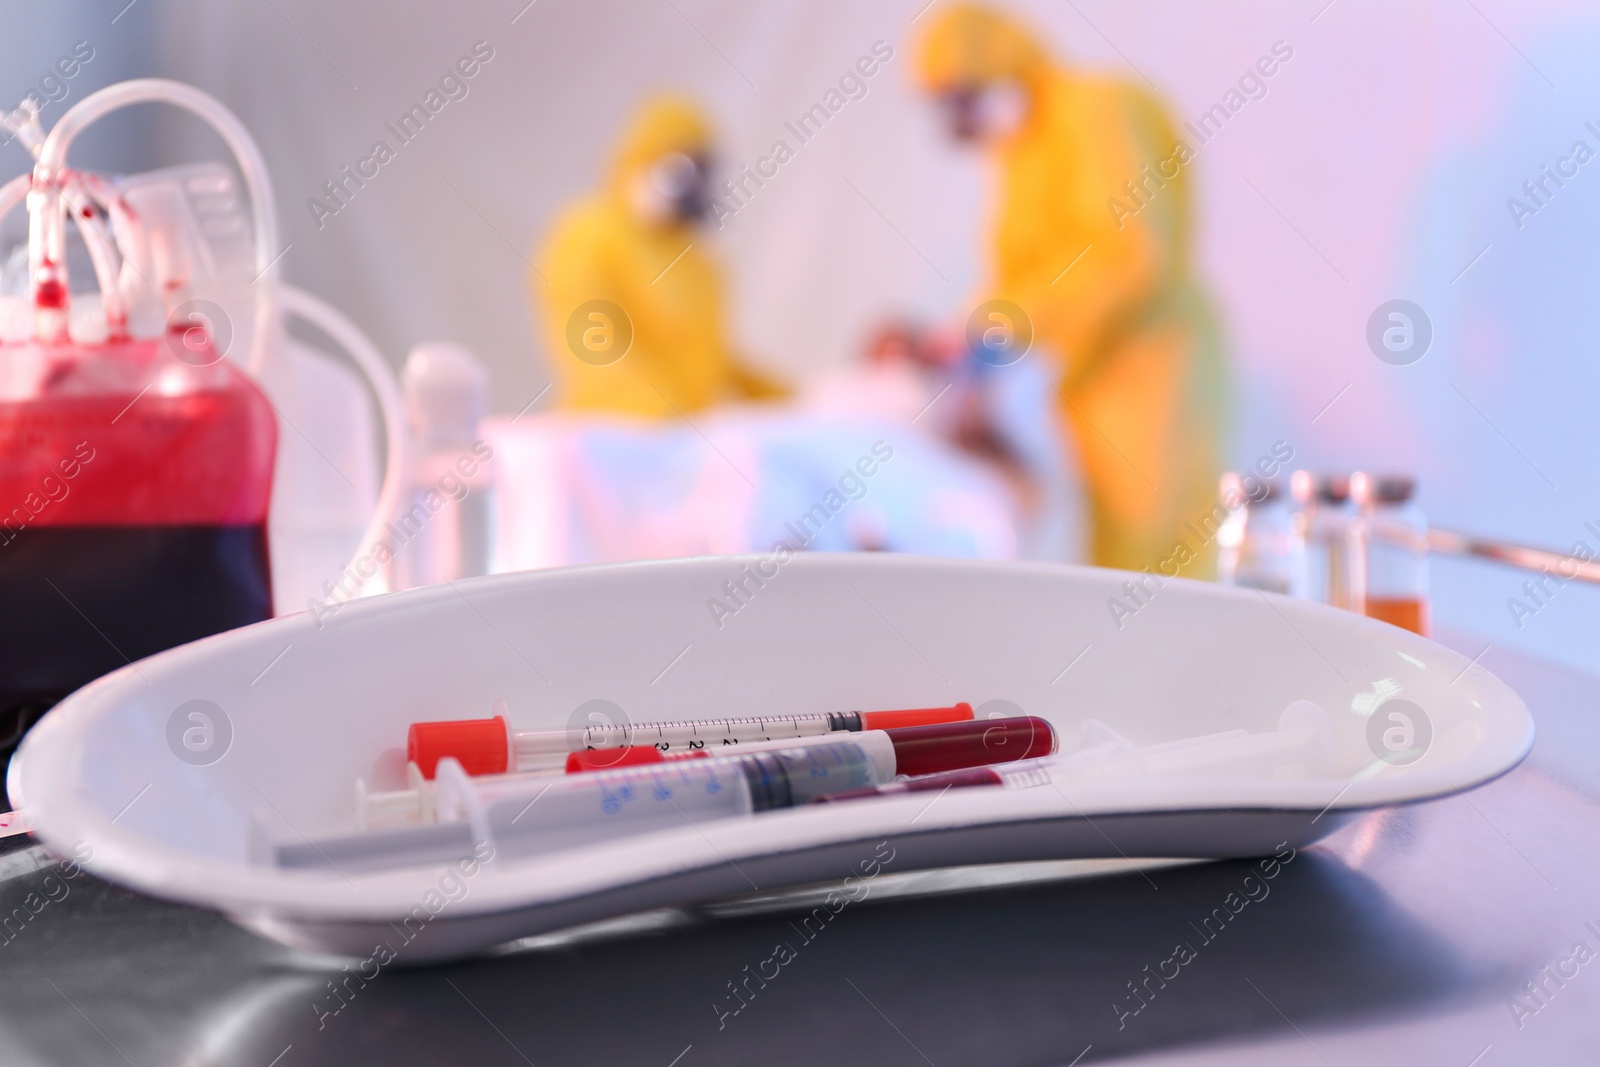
[485, 324, 1078, 571]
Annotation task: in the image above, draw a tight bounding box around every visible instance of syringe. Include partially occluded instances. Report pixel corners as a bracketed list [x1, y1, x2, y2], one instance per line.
[565, 715, 1055, 774]
[406, 701, 976, 777]
[816, 701, 1340, 804]
[359, 716, 1056, 829]
[276, 741, 881, 875]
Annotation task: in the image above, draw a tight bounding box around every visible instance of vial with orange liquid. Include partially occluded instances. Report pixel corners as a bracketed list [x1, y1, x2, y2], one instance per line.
[1352, 473, 1430, 635]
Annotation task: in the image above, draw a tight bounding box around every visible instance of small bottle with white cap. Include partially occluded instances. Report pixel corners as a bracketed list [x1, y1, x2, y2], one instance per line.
[390, 342, 496, 590]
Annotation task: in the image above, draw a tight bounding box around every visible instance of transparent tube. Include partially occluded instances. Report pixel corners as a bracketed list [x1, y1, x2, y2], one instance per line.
[274, 741, 880, 874]
[32, 79, 280, 369]
[0, 171, 130, 340]
[71, 171, 143, 338]
[62, 184, 128, 339]
[278, 285, 407, 597]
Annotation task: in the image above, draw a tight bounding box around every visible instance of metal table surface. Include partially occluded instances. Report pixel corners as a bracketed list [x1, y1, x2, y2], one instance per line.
[1, 629, 1594, 1067]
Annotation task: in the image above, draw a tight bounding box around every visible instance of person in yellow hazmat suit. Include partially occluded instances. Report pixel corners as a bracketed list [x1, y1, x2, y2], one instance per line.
[535, 97, 787, 418]
[914, 6, 1228, 577]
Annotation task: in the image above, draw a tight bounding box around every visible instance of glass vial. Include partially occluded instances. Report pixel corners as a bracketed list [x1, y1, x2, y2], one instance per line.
[1290, 471, 1365, 613]
[390, 343, 496, 590]
[1217, 473, 1304, 596]
[1351, 472, 1429, 635]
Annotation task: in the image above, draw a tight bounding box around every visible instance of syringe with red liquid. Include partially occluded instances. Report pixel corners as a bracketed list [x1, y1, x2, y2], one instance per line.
[406, 702, 977, 777]
[361, 716, 1055, 828]
[816, 702, 1338, 804]
[564, 715, 1053, 775]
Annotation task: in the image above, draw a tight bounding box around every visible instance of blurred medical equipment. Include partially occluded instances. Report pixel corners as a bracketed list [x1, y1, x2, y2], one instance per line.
[390, 343, 496, 590]
[1225, 468, 1600, 637]
[0, 81, 404, 744]
[914, 4, 1228, 577]
[1216, 474, 1303, 597]
[1291, 471, 1363, 612]
[1352, 473, 1429, 635]
[1419, 526, 1600, 583]
[1286, 470, 1427, 634]
[535, 96, 787, 418]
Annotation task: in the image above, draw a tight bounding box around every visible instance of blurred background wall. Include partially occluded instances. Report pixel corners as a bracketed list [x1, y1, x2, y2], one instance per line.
[2, 0, 1597, 670]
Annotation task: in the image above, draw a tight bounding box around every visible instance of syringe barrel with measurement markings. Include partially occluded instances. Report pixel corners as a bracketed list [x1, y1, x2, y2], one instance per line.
[360, 717, 1053, 830]
[275, 741, 880, 874]
[565, 716, 1056, 776]
[406, 703, 974, 778]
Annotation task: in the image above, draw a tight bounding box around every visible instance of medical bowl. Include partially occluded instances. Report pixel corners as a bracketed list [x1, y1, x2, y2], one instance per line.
[8, 555, 1533, 962]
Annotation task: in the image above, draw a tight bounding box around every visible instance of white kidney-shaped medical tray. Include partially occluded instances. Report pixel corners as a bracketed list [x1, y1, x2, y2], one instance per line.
[8, 555, 1532, 962]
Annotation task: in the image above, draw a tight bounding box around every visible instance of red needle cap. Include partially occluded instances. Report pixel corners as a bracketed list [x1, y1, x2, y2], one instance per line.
[408, 716, 510, 778]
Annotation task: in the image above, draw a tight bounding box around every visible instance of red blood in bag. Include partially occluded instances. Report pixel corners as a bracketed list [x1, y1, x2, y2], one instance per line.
[0, 334, 277, 724]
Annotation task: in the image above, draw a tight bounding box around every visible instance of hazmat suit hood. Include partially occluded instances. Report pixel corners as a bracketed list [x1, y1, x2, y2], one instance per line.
[913, 4, 1052, 94]
[910, 4, 1229, 578]
[606, 96, 714, 223]
[535, 95, 786, 418]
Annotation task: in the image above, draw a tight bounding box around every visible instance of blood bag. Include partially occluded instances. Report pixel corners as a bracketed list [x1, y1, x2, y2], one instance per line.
[0, 80, 407, 749]
[0, 166, 277, 734]
[0, 322, 277, 722]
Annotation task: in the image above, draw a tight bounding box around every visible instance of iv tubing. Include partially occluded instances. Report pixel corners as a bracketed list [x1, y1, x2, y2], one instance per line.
[32, 79, 280, 373]
[0, 172, 129, 337]
[15, 81, 406, 599]
[278, 284, 407, 597]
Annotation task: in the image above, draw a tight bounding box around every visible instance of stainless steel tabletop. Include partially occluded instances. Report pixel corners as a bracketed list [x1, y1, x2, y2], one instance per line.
[1, 629, 1593, 1066]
